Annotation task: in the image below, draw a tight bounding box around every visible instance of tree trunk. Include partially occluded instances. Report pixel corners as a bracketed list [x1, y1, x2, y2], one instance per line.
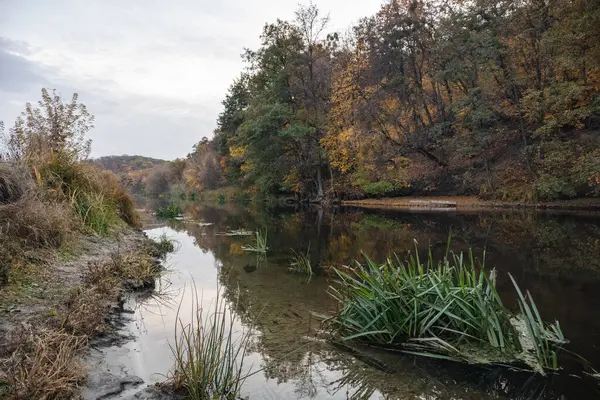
[316, 167, 324, 198]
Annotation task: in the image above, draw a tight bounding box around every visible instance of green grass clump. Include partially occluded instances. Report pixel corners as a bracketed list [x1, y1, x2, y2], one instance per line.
[151, 233, 177, 256]
[329, 240, 567, 373]
[241, 230, 268, 254]
[170, 285, 251, 399]
[289, 247, 313, 277]
[155, 202, 182, 219]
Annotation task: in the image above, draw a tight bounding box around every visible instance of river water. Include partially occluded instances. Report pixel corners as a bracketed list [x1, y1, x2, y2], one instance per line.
[120, 205, 600, 399]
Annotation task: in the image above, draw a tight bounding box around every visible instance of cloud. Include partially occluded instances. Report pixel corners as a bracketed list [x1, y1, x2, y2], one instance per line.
[0, 38, 49, 93]
[0, 0, 384, 160]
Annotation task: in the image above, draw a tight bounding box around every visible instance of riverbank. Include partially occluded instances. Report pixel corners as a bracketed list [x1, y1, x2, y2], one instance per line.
[0, 227, 171, 399]
[342, 196, 600, 211]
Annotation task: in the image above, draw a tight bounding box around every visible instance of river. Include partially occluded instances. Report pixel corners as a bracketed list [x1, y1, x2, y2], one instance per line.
[114, 205, 600, 399]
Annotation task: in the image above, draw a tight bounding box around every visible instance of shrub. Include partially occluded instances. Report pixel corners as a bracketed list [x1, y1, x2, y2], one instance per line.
[534, 174, 577, 201]
[146, 164, 175, 198]
[360, 180, 399, 197]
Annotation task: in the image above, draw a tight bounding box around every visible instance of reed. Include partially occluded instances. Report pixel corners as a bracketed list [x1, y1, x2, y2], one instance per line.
[170, 285, 251, 399]
[289, 247, 313, 277]
[155, 202, 182, 219]
[241, 230, 268, 254]
[329, 241, 567, 373]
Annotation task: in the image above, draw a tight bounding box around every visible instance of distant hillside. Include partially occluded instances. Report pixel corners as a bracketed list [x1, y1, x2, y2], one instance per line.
[92, 155, 166, 174]
[91, 155, 167, 196]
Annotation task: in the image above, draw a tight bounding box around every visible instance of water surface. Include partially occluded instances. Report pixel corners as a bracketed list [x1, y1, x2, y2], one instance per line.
[123, 206, 600, 399]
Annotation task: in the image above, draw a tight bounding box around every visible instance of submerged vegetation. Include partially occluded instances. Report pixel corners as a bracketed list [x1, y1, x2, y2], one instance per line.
[329, 243, 567, 373]
[170, 285, 251, 399]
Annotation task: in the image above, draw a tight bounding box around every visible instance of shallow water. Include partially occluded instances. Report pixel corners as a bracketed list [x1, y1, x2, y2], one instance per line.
[119, 206, 600, 399]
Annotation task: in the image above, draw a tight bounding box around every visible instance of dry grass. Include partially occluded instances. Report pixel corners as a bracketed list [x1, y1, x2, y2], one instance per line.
[0, 197, 74, 248]
[1, 328, 87, 400]
[98, 170, 141, 228]
[0, 163, 31, 204]
[63, 250, 164, 336]
[60, 286, 109, 336]
[38, 153, 140, 233]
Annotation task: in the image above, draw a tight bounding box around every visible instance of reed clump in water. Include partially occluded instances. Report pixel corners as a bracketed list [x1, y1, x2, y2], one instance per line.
[241, 230, 268, 254]
[329, 241, 566, 374]
[170, 285, 251, 399]
[289, 247, 313, 278]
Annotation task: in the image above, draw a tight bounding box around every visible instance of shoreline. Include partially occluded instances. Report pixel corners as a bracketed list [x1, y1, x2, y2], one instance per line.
[341, 196, 600, 212]
[0, 227, 170, 400]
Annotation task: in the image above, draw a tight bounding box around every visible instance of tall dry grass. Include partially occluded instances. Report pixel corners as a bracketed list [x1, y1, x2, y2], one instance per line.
[1, 329, 87, 400]
[38, 153, 140, 233]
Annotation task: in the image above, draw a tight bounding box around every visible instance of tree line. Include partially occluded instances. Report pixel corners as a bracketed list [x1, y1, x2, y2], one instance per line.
[173, 0, 600, 201]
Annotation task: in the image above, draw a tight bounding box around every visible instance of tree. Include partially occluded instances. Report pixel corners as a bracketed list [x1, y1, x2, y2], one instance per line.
[2, 88, 94, 165]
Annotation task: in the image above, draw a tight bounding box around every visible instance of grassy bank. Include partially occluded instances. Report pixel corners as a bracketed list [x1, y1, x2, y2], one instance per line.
[0, 89, 174, 398]
[328, 243, 567, 374]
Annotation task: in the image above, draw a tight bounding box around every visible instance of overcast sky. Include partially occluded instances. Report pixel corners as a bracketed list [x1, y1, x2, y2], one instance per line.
[0, 0, 383, 160]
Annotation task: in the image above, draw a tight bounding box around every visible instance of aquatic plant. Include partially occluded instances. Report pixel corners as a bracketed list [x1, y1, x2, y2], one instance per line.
[328, 242, 567, 373]
[170, 285, 251, 399]
[241, 230, 268, 254]
[155, 202, 182, 219]
[289, 247, 313, 277]
[152, 233, 177, 256]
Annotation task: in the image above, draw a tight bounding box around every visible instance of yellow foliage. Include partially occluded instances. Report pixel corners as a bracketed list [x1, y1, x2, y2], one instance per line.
[230, 146, 247, 158]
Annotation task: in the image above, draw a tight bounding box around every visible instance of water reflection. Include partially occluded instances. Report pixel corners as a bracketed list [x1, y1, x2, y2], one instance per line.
[126, 205, 600, 399]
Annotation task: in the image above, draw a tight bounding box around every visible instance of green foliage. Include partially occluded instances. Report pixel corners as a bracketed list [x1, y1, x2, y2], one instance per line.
[190, 0, 600, 200]
[534, 175, 577, 201]
[329, 243, 567, 372]
[360, 181, 400, 197]
[155, 202, 182, 219]
[232, 191, 251, 205]
[39, 153, 140, 234]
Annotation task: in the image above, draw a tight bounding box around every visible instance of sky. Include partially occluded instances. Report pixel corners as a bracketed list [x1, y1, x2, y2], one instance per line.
[0, 0, 383, 160]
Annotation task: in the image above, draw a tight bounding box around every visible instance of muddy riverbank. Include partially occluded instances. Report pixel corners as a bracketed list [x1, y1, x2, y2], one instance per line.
[0, 228, 171, 399]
